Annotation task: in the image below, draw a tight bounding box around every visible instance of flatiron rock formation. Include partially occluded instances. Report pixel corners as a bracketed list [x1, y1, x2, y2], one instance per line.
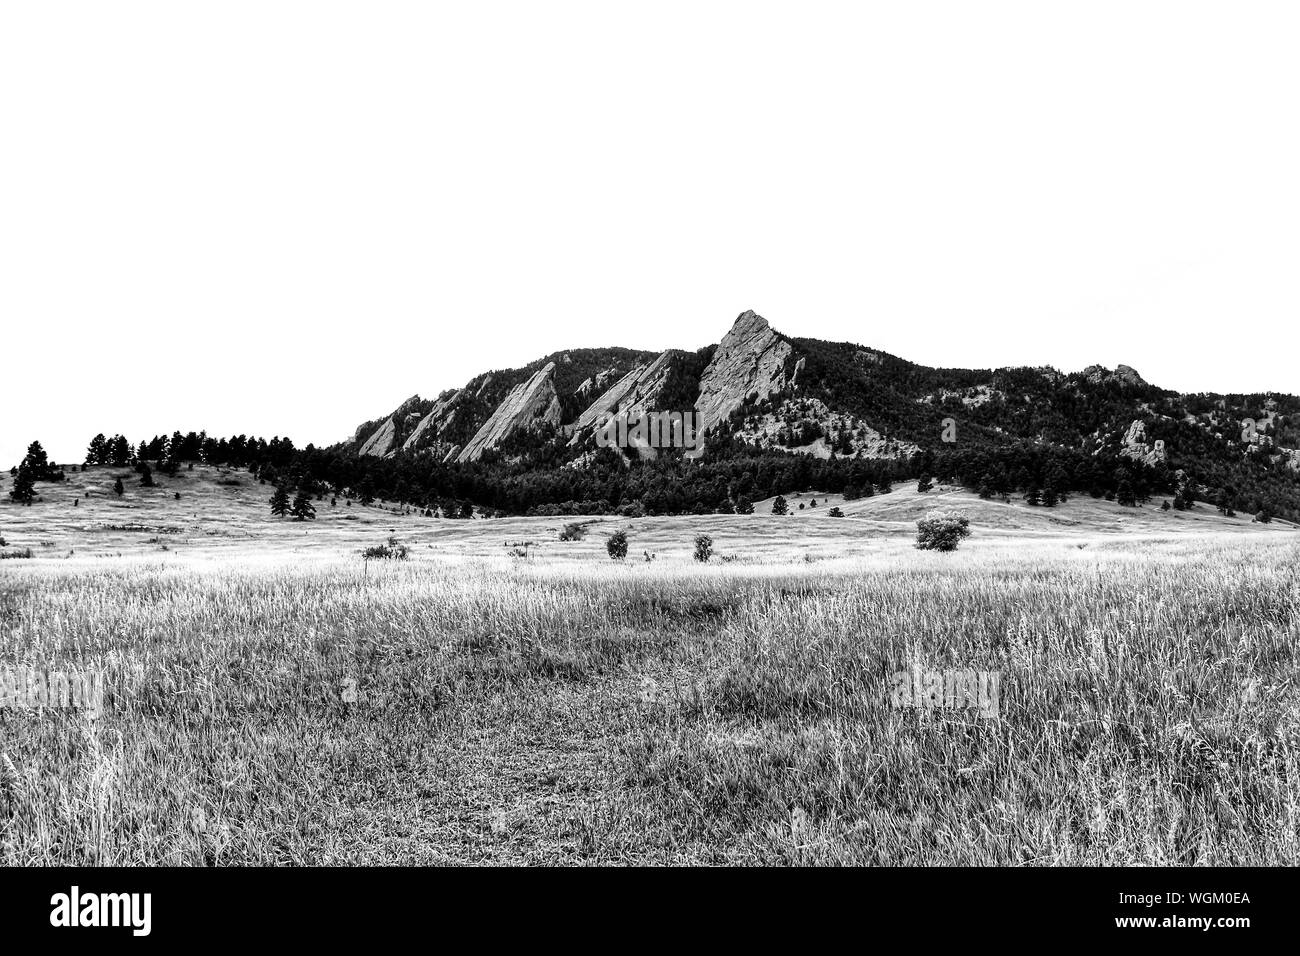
[456, 362, 562, 462]
[694, 310, 801, 435]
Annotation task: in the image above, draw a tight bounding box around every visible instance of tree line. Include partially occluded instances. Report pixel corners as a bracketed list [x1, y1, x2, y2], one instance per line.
[6, 425, 1297, 525]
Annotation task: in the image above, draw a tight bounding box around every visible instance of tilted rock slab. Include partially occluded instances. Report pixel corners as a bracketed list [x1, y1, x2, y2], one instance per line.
[357, 416, 398, 457]
[456, 362, 562, 462]
[401, 389, 463, 454]
[570, 350, 679, 438]
[694, 310, 800, 435]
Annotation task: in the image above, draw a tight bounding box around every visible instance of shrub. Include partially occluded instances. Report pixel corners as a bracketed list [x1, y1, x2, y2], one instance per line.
[362, 539, 409, 561]
[915, 509, 971, 552]
[693, 533, 714, 563]
[828, 506, 844, 517]
[559, 522, 588, 542]
[607, 529, 628, 561]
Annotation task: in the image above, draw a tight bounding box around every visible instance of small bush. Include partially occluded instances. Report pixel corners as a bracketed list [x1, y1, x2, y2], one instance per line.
[694, 533, 714, 563]
[607, 529, 628, 561]
[559, 522, 588, 542]
[362, 538, 409, 561]
[0, 548, 34, 560]
[915, 510, 971, 552]
[828, 506, 844, 517]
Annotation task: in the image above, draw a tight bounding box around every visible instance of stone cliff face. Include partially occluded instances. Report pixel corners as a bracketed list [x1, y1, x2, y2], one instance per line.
[1119, 419, 1167, 466]
[694, 310, 800, 435]
[1083, 364, 1148, 387]
[455, 362, 562, 462]
[356, 395, 425, 458]
[401, 389, 463, 457]
[357, 416, 397, 457]
[571, 351, 679, 435]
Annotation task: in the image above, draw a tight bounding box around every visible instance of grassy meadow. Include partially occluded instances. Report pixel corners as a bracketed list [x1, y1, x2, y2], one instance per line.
[2, 530, 1299, 865]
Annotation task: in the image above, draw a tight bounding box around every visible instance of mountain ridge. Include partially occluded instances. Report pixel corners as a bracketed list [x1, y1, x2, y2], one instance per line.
[344, 309, 1300, 473]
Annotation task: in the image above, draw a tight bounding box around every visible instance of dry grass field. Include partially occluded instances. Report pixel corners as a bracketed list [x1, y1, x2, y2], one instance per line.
[2, 466, 1298, 864]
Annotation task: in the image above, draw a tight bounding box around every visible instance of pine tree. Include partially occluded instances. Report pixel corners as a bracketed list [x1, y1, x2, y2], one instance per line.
[1116, 480, 1136, 507]
[113, 477, 125, 497]
[291, 487, 316, 521]
[917, 475, 933, 493]
[86, 434, 108, 466]
[1215, 489, 1235, 517]
[1025, 485, 1041, 506]
[270, 483, 290, 517]
[23, 441, 50, 478]
[139, 463, 155, 487]
[735, 496, 754, 514]
[8, 467, 35, 505]
[772, 495, 789, 515]
[1042, 485, 1058, 508]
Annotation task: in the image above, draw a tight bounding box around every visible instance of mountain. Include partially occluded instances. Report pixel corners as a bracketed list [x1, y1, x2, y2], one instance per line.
[336, 310, 1300, 520]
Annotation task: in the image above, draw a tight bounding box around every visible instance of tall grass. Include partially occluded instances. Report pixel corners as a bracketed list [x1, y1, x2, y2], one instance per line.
[1, 537, 1297, 864]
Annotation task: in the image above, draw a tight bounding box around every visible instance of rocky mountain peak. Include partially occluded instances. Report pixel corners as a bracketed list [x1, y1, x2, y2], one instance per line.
[1083, 364, 1148, 387]
[694, 311, 798, 435]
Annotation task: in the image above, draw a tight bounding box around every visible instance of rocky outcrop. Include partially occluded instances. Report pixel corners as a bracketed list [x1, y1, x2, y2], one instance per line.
[401, 389, 462, 454]
[357, 395, 425, 457]
[694, 311, 799, 435]
[1119, 419, 1167, 466]
[358, 416, 397, 457]
[1083, 364, 1148, 387]
[732, 396, 920, 460]
[455, 362, 562, 462]
[571, 351, 679, 435]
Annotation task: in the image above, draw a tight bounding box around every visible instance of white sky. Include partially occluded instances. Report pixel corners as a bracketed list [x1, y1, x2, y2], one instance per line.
[3, 1, 1298, 468]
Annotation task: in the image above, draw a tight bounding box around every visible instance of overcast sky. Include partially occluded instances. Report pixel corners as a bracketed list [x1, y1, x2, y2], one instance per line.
[3, 1, 1298, 468]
